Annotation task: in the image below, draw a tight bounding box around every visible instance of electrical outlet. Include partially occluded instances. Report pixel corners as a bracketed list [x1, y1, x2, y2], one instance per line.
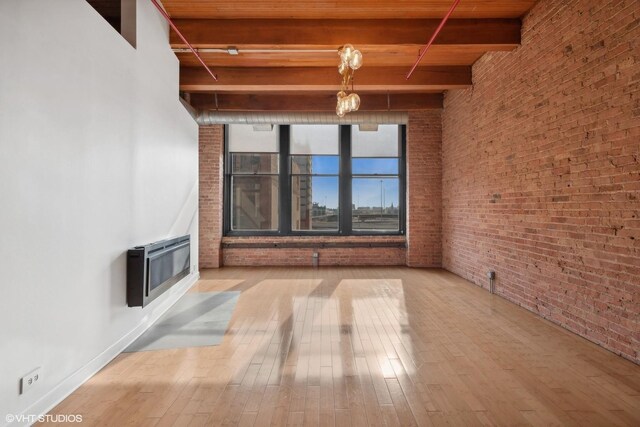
[20, 368, 41, 394]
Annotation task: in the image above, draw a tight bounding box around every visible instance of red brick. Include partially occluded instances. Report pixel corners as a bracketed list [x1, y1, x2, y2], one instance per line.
[199, 126, 224, 268]
[407, 111, 442, 267]
[442, 0, 640, 363]
[222, 236, 406, 267]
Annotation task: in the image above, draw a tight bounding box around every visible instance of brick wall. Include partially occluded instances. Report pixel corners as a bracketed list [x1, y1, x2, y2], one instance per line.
[406, 111, 443, 267]
[442, 0, 640, 363]
[199, 125, 224, 268]
[222, 236, 406, 266]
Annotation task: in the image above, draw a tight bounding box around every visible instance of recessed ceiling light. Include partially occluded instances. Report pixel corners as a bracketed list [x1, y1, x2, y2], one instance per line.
[227, 47, 239, 55]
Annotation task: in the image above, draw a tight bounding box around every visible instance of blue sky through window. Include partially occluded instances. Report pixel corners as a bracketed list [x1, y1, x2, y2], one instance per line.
[306, 156, 399, 209]
[309, 156, 339, 174]
[353, 178, 399, 209]
[352, 158, 398, 174]
[310, 176, 339, 208]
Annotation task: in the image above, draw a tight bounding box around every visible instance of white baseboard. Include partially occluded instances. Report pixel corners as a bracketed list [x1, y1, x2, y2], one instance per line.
[11, 272, 200, 427]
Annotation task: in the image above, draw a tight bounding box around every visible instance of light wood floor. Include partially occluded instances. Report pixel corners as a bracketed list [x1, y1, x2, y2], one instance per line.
[46, 267, 640, 426]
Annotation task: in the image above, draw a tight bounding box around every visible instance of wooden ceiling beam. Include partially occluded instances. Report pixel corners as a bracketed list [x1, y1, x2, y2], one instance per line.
[160, 0, 537, 20]
[180, 66, 471, 92]
[188, 93, 443, 111]
[169, 19, 520, 49]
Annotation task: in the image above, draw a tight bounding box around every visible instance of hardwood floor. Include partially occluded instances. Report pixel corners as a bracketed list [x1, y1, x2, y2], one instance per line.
[46, 267, 640, 426]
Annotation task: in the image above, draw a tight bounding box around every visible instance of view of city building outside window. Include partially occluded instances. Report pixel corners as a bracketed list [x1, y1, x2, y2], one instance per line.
[290, 125, 339, 231]
[228, 125, 279, 231]
[351, 125, 400, 231]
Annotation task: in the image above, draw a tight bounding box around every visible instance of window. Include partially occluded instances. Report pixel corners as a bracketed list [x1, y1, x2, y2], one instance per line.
[290, 126, 340, 231]
[351, 125, 400, 232]
[228, 125, 279, 231]
[224, 124, 405, 236]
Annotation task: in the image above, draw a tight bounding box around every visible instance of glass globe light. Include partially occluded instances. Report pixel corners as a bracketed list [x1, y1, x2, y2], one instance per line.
[349, 50, 363, 70]
[339, 97, 347, 112]
[335, 45, 363, 116]
[338, 61, 348, 75]
[344, 97, 353, 113]
[340, 44, 354, 63]
[343, 94, 351, 111]
[350, 93, 361, 111]
[345, 94, 353, 111]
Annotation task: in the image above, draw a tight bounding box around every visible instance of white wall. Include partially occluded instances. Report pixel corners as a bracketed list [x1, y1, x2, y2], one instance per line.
[0, 0, 199, 422]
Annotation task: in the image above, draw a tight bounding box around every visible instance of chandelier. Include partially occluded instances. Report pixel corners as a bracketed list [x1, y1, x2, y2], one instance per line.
[336, 44, 363, 117]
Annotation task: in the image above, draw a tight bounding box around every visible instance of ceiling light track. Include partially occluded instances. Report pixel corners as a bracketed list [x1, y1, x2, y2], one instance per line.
[148, 0, 218, 81]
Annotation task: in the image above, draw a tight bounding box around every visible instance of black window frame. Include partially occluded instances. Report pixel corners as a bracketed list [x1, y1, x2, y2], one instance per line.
[223, 124, 406, 236]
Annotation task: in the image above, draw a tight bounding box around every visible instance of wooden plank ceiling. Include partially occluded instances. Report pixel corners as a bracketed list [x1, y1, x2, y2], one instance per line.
[162, 0, 538, 111]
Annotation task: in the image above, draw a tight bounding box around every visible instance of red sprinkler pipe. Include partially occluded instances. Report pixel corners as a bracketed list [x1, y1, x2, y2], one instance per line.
[149, 0, 218, 81]
[406, 0, 461, 80]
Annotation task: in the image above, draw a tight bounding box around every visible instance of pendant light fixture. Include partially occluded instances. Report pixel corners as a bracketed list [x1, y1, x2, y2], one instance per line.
[336, 44, 363, 117]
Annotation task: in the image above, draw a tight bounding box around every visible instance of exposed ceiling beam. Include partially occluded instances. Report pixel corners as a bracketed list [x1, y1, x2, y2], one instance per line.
[169, 19, 521, 49]
[180, 66, 471, 92]
[188, 93, 443, 111]
[160, 0, 537, 20]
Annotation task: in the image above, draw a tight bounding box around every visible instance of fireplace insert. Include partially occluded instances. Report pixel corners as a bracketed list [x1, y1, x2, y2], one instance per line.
[127, 235, 190, 307]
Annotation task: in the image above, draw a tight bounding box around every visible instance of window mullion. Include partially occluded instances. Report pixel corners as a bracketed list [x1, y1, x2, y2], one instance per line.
[279, 125, 291, 235]
[223, 126, 231, 235]
[339, 125, 352, 235]
[399, 125, 407, 235]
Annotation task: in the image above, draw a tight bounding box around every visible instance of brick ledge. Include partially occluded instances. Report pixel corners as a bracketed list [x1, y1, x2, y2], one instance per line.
[222, 235, 406, 249]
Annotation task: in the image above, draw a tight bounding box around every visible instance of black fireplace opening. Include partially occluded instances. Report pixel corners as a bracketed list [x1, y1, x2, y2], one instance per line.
[127, 235, 191, 307]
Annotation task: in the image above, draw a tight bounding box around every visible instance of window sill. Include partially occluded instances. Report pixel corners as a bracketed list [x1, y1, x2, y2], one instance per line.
[221, 235, 406, 249]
